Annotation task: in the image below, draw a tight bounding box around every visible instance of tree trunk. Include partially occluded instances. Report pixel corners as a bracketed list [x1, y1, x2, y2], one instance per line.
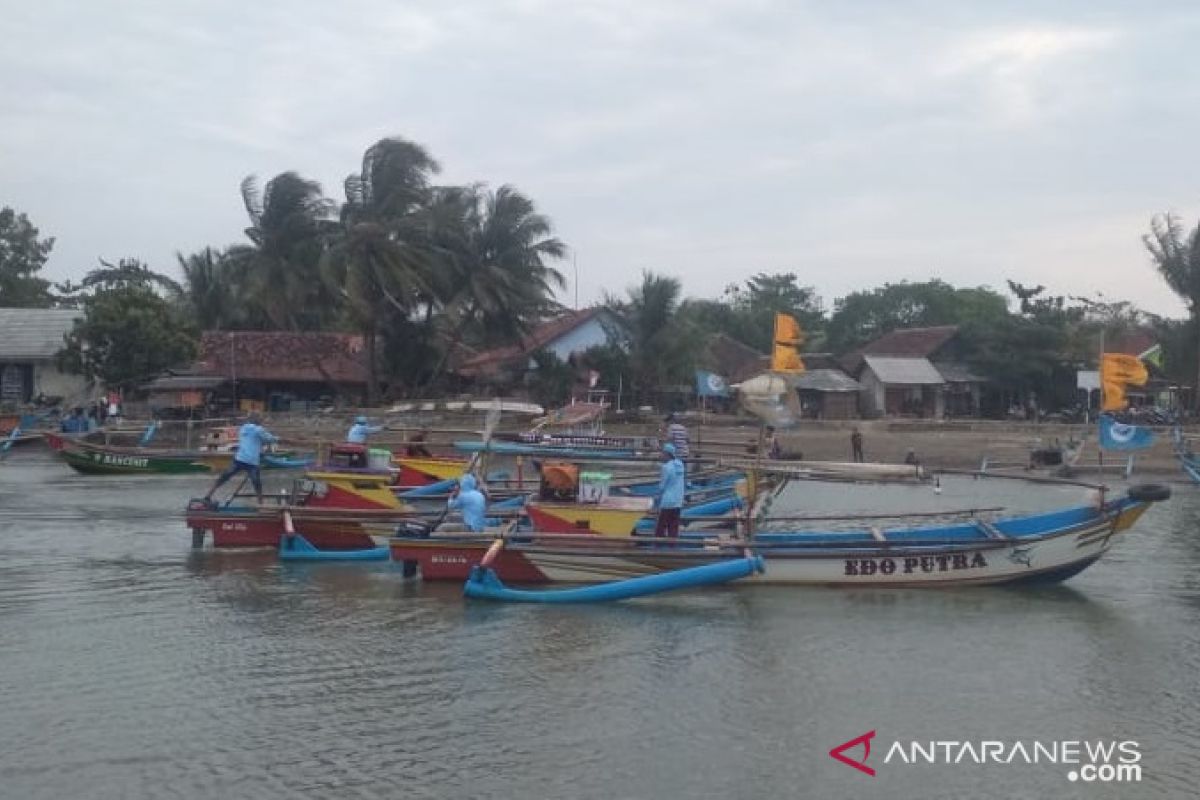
[365, 320, 378, 405]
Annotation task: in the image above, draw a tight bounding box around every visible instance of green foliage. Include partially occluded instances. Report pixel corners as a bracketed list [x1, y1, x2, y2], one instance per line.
[604, 271, 699, 403]
[59, 282, 198, 391]
[826, 280, 1008, 353]
[1145, 212, 1200, 410]
[683, 272, 824, 353]
[526, 350, 574, 408]
[226, 171, 337, 331]
[0, 206, 55, 308]
[323, 138, 441, 400]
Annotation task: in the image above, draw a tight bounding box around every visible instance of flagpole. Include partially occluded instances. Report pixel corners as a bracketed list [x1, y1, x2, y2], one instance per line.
[1098, 328, 1105, 472]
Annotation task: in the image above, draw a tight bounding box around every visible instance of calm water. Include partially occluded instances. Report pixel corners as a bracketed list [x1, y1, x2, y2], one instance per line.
[1, 448, 1198, 800]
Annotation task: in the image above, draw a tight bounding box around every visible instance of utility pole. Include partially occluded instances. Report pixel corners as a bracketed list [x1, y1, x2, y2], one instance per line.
[573, 251, 579, 310]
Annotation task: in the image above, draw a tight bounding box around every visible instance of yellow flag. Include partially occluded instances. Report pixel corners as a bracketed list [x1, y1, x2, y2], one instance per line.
[774, 313, 804, 347]
[771, 313, 806, 373]
[1100, 353, 1148, 411]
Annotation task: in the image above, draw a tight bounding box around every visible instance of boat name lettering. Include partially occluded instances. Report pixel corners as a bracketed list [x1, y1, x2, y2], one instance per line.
[96, 453, 149, 468]
[430, 555, 468, 565]
[843, 552, 988, 576]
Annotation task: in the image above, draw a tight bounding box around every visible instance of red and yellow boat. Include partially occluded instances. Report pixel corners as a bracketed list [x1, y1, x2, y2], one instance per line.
[187, 469, 415, 548]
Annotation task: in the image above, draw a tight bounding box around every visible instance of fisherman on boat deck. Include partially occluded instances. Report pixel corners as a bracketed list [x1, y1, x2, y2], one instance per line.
[203, 412, 277, 505]
[664, 413, 691, 459]
[446, 473, 487, 532]
[346, 415, 383, 444]
[654, 443, 686, 538]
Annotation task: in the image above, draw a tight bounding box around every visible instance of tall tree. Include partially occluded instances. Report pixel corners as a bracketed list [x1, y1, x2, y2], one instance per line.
[177, 247, 247, 330]
[227, 171, 335, 330]
[323, 137, 441, 401]
[418, 183, 566, 391]
[606, 271, 697, 403]
[58, 262, 197, 391]
[1144, 212, 1200, 411]
[440, 184, 566, 345]
[0, 206, 55, 308]
[826, 280, 1008, 353]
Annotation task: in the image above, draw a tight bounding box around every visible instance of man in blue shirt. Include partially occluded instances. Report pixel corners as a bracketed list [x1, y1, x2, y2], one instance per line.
[654, 443, 686, 537]
[346, 415, 383, 444]
[204, 412, 278, 505]
[446, 473, 487, 532]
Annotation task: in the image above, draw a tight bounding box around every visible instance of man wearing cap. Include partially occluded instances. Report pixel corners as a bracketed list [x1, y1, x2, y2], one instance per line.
[346, 415, 383, 444]
[204, 412, 278, 505]
[654, 443, 686, 538]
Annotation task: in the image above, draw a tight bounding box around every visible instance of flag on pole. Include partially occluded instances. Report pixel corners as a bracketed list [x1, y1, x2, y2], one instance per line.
[1100, 353, 1148, 411]
[1138, 343, 1164, 370]
[695, 370, 731, 398]
[771, 313, 806, 374]
[1098, 414, 1156, 451]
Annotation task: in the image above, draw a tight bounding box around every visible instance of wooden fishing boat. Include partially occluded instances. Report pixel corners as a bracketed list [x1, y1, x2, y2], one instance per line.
[43, 432, 312, 475]
[187, 470, 415, 548]
[46, 432, 234, 474]
[389, 484, 1171, 586]
[394, 454, 470, 486]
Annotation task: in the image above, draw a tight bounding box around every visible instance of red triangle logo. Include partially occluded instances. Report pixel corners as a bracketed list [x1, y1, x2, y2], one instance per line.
[829, 730, 876, 776]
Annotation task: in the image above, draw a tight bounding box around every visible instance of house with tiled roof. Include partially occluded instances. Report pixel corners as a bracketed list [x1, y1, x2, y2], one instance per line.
[456, 308, 627, 384]
[844, 325, 986, 418]
[0, 308, 88, 405]
[145, 331, 369, 412]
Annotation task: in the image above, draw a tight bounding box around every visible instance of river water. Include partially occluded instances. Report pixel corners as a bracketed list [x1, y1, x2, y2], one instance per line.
[1, 447, 1198, 800]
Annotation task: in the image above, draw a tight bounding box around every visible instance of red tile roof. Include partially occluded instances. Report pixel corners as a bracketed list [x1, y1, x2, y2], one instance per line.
[457, 308, 612, 376]
[197, 331, 368, 384]
[861, 325, 959, 357]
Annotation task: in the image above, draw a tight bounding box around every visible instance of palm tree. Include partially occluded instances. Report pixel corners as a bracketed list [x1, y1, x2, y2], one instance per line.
[444, 184, 566, 344]
[227, 171, 335, 330]
[81, 257, 182, 295]
[1144, 213, 1200, 411]
[322, 138, 440, 401]
[177, 247, 245, 330]
[418, 184, 566, 391]
[607, 271, 696, 403]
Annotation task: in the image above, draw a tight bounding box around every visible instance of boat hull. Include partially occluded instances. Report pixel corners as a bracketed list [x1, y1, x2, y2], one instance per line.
[390, 499, 1153, 586]
[58, 442, 230, 474]
[187, 508, 380, 549]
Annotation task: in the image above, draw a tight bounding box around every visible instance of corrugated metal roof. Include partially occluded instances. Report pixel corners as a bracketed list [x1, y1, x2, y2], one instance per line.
[0, 309, 81, 359]
[862, 355, 945, 385]
[933, 361, 986, 383]
[793, 369, 862, 392]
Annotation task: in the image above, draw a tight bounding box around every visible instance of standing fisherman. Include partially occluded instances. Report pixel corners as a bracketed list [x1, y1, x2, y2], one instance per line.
[664, 413, 691, 459]
[204, 412, 277, 505]
[346, 415, 383, 444]
[654, 443, 686, 538]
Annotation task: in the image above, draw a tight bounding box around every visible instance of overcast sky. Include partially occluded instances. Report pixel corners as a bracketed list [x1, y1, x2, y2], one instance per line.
[3, 0, 1199, 317]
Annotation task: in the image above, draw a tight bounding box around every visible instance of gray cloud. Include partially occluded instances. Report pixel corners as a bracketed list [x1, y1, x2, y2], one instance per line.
[3, 0, 1199, 316]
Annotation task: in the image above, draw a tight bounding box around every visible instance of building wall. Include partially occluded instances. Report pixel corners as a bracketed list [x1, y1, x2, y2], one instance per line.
[35, 361, 89, 401]
[527, 316, 620, 367]
[859, 367, 886, 416]
[0, 360, 88, 403]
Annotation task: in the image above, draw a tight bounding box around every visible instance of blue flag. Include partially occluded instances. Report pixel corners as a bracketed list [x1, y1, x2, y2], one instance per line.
[695, 370, 731, 398]
[1099, 414, 1156, 451]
